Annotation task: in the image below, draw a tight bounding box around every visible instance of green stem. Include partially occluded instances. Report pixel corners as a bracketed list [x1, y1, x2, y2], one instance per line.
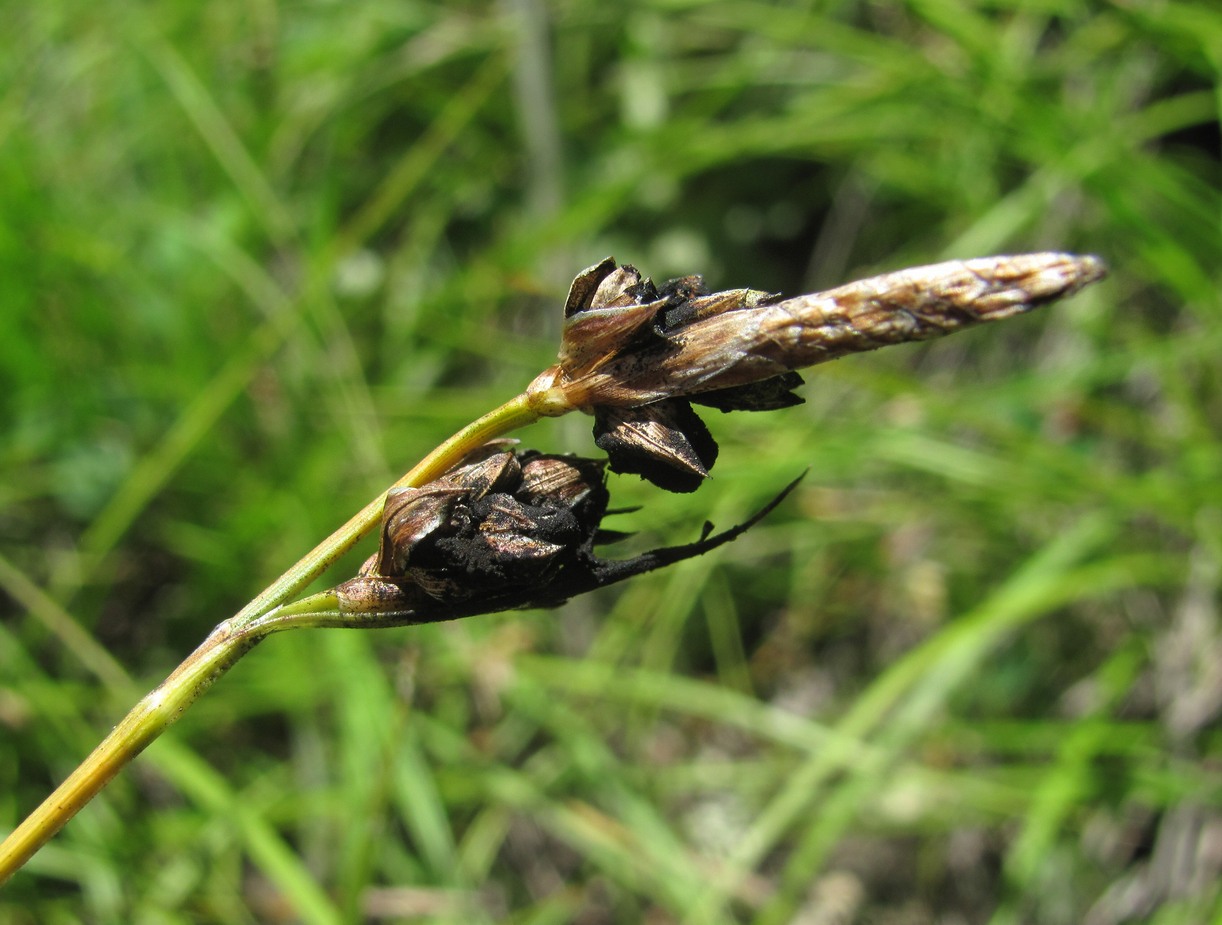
[0, 389, 555, 886]
[0, 618, 263, 884]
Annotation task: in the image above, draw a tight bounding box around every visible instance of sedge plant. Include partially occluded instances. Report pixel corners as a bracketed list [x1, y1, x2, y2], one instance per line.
[0, 251, 1106, 885]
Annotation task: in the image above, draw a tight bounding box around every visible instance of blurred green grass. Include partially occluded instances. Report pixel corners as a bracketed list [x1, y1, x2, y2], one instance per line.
[2, 1, 1220, 922]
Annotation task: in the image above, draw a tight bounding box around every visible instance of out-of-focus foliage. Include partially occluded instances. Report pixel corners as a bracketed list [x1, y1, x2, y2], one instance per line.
[1, 2, 1219, 922]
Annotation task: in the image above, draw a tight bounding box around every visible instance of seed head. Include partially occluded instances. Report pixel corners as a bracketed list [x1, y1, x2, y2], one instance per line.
[526, 252, 1107, 491]
[333, 443, 800, 621]
[358, 444, 608, 605]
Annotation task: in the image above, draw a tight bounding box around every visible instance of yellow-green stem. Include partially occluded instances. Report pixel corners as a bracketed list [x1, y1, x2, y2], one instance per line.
[0, 389, 557, 886]
[0, 618, 263, 883]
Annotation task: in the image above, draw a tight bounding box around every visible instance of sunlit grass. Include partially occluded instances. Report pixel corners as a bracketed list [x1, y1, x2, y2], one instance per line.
[2, 1, 1220, 922]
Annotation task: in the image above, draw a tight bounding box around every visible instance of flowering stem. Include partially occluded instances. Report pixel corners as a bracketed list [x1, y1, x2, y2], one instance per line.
[0, 390, 551, 886]
[0, 252, 1107, 886]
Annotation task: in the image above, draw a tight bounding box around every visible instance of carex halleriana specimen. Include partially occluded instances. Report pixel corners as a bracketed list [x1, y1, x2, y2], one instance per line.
[335, 251, 1107, 622]
[0, 250, 1106, 886]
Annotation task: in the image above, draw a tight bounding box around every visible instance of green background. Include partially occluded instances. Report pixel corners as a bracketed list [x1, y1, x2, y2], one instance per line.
[2, 1, 1220, 922]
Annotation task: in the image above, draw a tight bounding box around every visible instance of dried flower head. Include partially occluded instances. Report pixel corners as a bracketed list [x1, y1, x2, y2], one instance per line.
[334, 443, 799, 621]
[526, 253, 1107, 491]
[360, 444, 608, 603]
